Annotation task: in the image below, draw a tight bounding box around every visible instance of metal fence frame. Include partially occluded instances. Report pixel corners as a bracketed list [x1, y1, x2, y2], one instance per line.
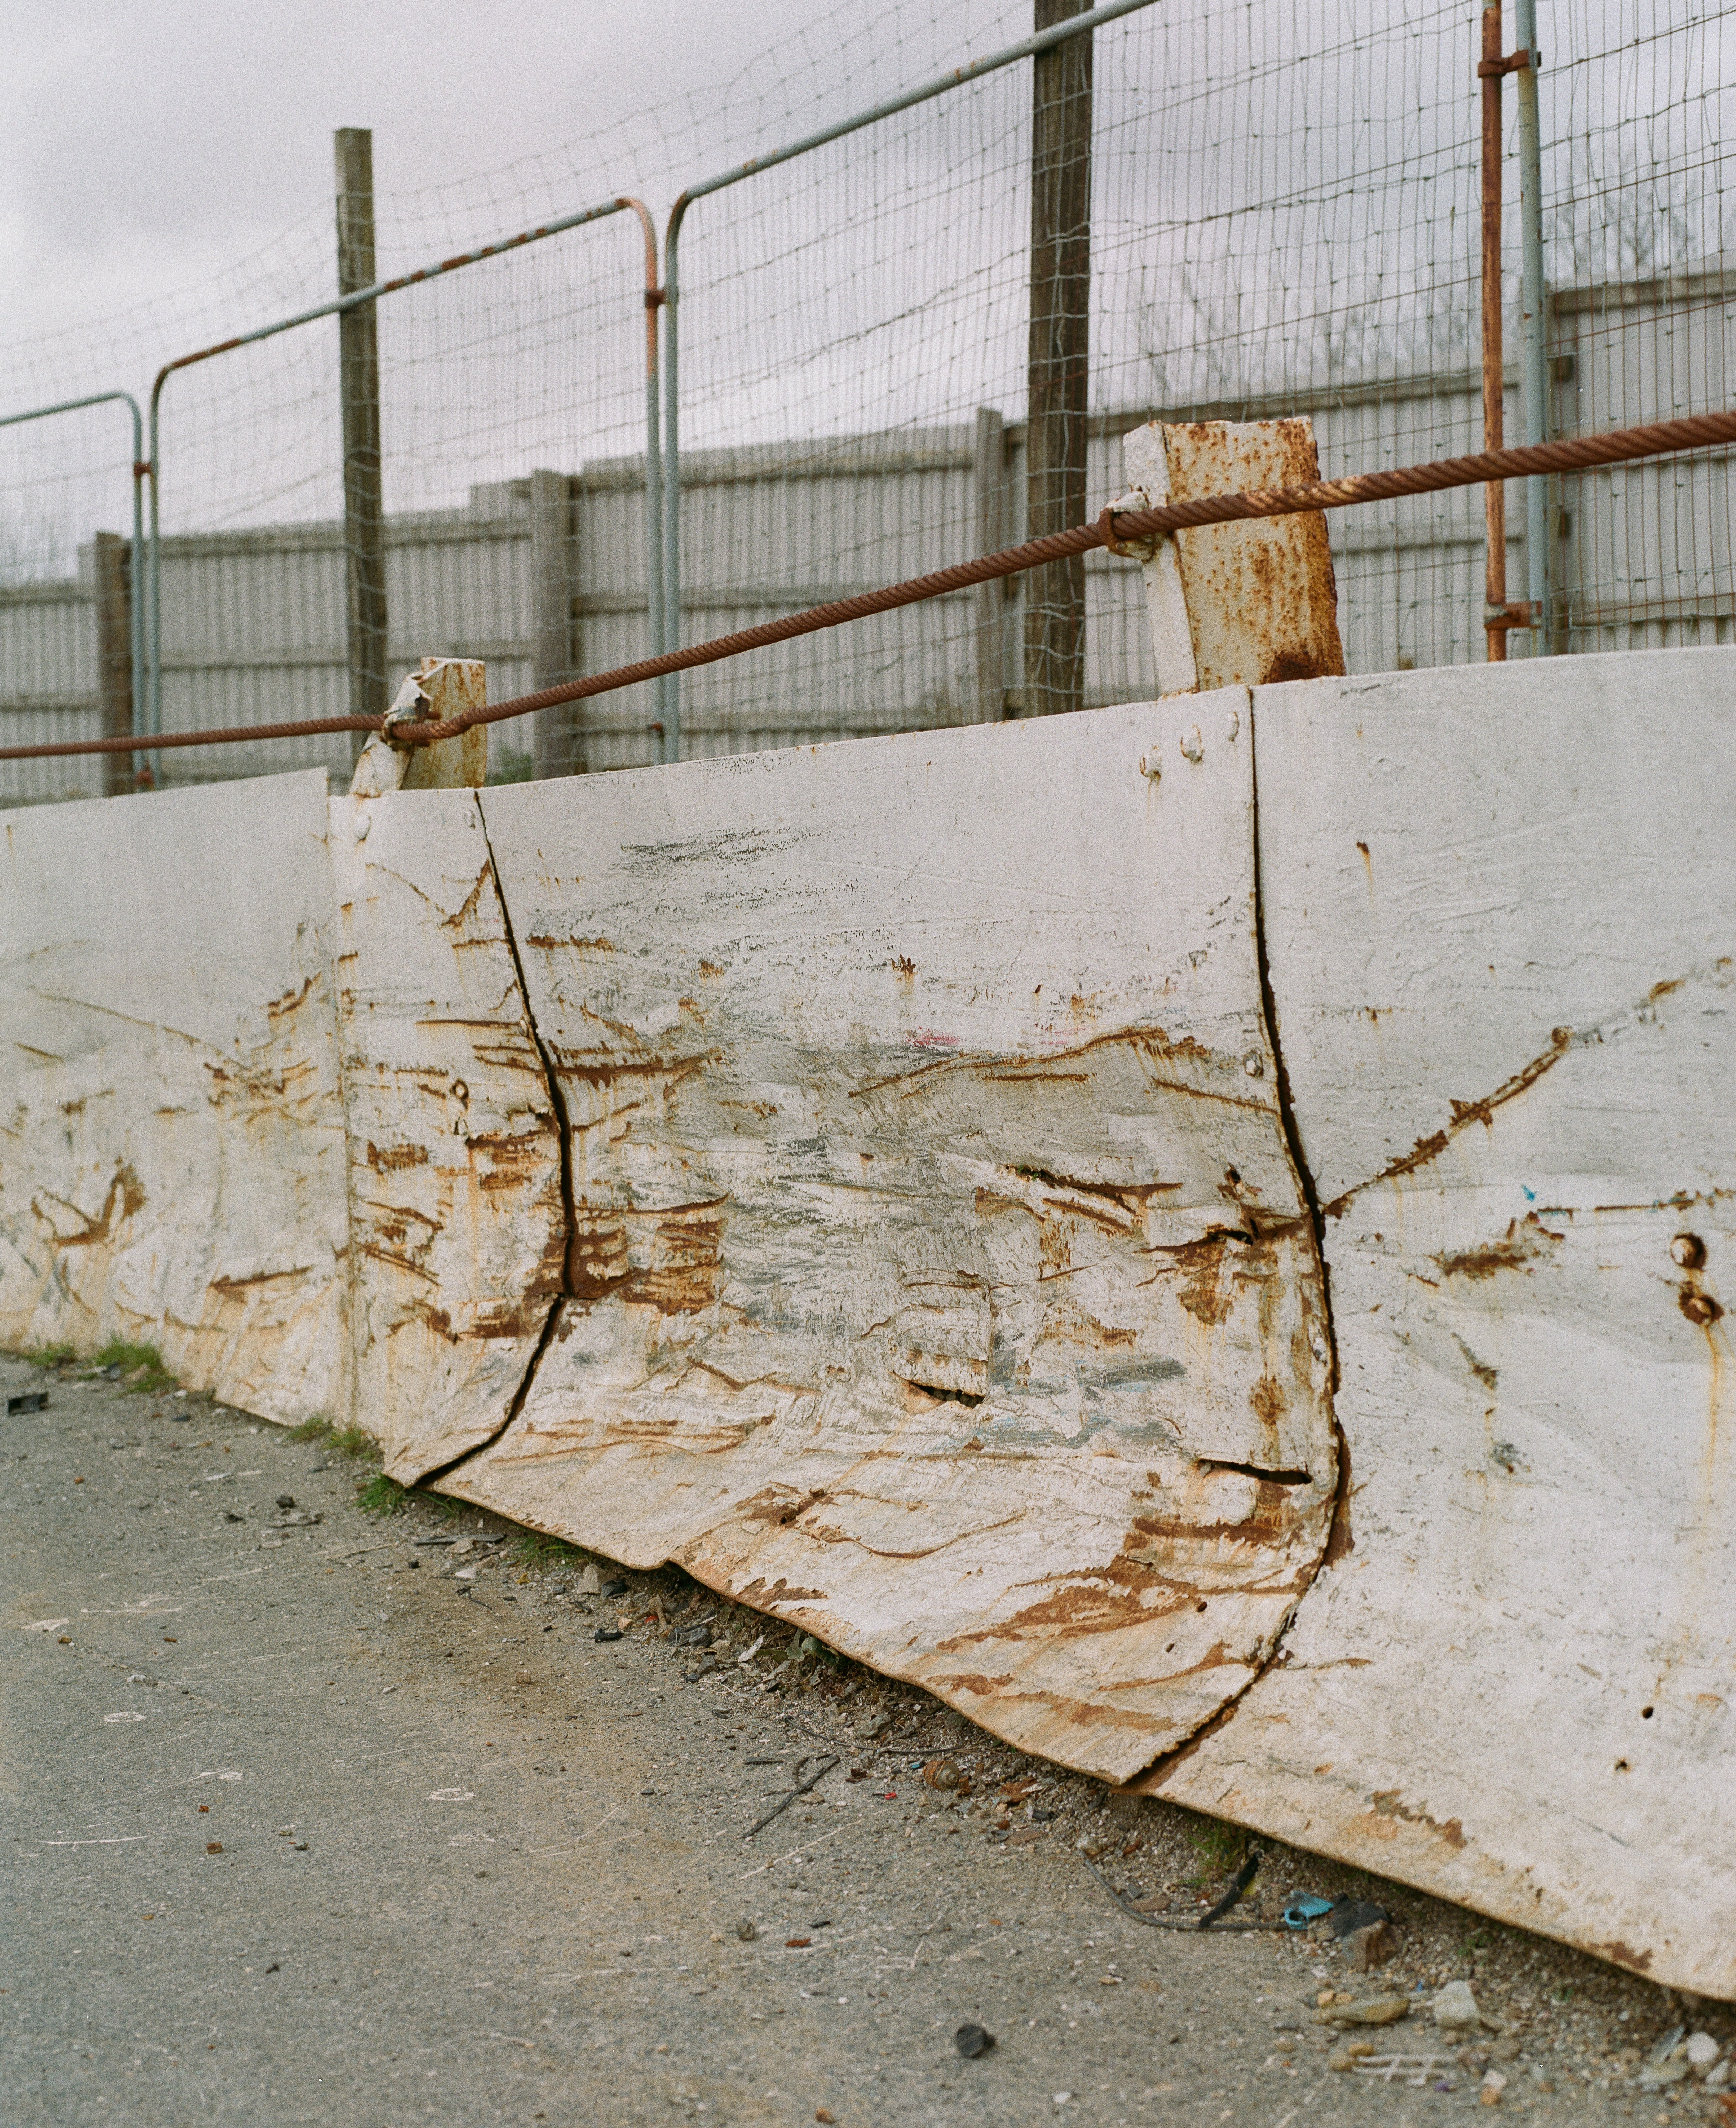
[657, 0, 1161, 762]
[138, 197, 665, 755]
[0, 391, 146, 731]
[0, 0, 1701, 786]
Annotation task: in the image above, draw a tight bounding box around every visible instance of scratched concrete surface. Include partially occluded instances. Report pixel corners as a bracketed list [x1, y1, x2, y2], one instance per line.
[7, 1358, 1726, 2128]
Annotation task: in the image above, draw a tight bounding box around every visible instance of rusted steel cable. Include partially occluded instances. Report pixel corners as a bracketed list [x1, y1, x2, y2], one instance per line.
[8, 406, 1736, 764]
[0, 714, 379, 762]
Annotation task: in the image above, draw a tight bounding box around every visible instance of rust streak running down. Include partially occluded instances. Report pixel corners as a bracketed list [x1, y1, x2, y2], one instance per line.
[8, 409, 1736, 763]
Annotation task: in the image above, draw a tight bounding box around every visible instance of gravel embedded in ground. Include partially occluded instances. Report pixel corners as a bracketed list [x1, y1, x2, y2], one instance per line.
[5, 1353, 1732, 2126]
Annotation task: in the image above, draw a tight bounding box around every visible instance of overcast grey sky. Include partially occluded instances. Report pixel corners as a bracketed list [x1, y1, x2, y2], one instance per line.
[0, 0, 1013, 346]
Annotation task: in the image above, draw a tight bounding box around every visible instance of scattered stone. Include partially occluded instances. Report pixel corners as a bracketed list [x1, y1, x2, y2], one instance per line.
[1686, 2032, 1720, 2073]
[1329, 2041, 1375, 2071]
[1343, 1919, 1397, 1971]
[1480, 2070, 1507, 2107]
[954, 2022, 995, 2059]
[736, 1920, 756, 1942]
[575, 1565, 600, 1596]
[1637, 2058, 1689, 2091]
[1328, 1897, 1391, 1939]
[600, 1576, 627, 1599]
[206, 1841, 223, 1854]
[1432, 1979, 1485, 2033]
[275, 1493, 294, 1509]
[1316, 1996, 1410, 2028]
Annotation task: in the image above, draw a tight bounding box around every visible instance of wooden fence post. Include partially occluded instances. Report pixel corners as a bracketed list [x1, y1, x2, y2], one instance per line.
[336, 127, 388, 760]
[530, 469, 582, 777]
[973, 409, 1009, 723]
[1024, 0, 1093, 719]
[93, 531, 133, 798]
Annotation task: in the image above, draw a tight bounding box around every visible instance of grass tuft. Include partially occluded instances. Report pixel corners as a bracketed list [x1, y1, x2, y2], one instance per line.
[511, 1529, 589, 1572]
[287, 1415, 378, 1459]
[93, 1340, 175, 1392]
[358, 1471, 409, 1517]
[1183, 1812, 1245, 1876]
[23, 1343, 76, 1369]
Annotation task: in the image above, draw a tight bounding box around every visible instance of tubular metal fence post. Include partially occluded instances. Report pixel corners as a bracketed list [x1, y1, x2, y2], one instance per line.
[618, 199, 666, 764]
[148, 377, 164, 783]
[1480, 0, 1508, 665]
[138, 192, 632, 784]
[1514, 0, 1548, 653]
[663, 200, 688, 766]
[128, 409, 145, 762]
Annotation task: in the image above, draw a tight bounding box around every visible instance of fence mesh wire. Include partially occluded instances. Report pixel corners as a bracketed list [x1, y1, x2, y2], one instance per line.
[4, 0, 1735, 803]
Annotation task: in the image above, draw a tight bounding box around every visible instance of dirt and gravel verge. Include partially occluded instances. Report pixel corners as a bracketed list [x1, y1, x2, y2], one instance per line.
[5, 1350, 1731, 2126]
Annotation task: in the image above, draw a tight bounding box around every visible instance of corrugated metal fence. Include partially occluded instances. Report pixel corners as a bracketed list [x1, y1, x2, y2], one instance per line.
[4, 262, 1732, 804]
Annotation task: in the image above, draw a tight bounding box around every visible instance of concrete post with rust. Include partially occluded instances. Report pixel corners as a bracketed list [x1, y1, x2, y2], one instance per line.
[350, 658, 488, 798]
[1116, 419, 1345, 696]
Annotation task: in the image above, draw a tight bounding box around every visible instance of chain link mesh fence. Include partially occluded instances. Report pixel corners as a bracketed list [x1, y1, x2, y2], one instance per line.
[4, 0, 1734, 803]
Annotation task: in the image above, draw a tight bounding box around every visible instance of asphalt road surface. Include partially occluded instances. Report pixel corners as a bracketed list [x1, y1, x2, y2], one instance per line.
[4, 1356, 1730, 2127]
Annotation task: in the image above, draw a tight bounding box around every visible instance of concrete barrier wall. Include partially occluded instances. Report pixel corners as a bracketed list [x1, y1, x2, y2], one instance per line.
[1, 648, 1730, 1997]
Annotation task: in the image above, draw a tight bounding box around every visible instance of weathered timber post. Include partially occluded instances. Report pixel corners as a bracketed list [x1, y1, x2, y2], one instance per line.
[336, 127, 388, 758]
[973, 407, 1008, 722]
[1024, 0, 1093, 719]
[93, 530, 133, 797]
[530, 469, 582, 778]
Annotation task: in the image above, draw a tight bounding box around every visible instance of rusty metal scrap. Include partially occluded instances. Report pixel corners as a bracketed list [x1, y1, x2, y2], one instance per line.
[8, 406, 1736, 765]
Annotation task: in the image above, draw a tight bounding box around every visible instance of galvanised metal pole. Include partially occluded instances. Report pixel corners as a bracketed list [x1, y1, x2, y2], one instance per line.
[1514, 0, 1549, 652]
[618, 199, 667, 760]
[0, 390, 146, 763]
[145, 192, 634, 767]
[659, 0, 1160, 767]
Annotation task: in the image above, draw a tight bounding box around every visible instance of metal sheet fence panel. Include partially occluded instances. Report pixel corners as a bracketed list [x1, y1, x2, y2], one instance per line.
[1553, 267, 1736, 650]
[4, 280, 1731, 803]
[0, 578, 100, 805]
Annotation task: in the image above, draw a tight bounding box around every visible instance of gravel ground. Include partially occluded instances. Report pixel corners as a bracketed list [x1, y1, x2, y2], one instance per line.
[5, 1351, 1733, 2128]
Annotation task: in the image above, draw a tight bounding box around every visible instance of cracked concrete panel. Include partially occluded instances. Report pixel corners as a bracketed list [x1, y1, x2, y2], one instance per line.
[0, 771, 348, 1421]
[443, 696, 1336, 1783]
[330, 789, 564, 1484]
[1137, 650, 1736, 2000]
